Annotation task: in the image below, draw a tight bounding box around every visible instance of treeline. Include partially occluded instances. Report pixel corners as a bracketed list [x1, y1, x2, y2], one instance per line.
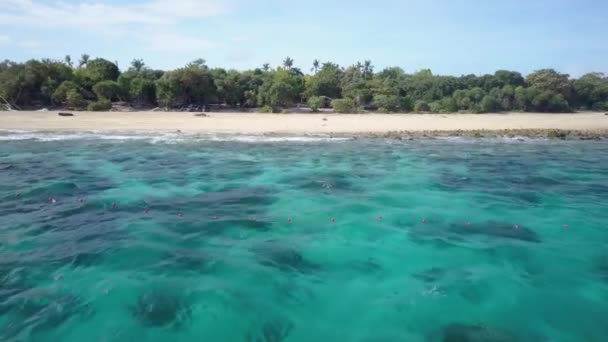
[1, 55, 607, 113]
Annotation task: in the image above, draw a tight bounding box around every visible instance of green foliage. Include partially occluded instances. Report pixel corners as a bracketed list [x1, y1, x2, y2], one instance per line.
[331, 98, 356, 113]
[439, 97, 458, 113]
[93, 80, 122, 101]
[260, 105, 280, 113]
[66, 89, 86, 109]
[52, 81, 82, 105]
[414, 100, 430, 112]
[1, 56, 607, 114]
[307, 96, 323, 112]
[305, 62, 343, 99]
[129, 78, 157, 106]
[373, 94, 400, 112]
[400, 97, 414, 112]
[117, 68, 162, 106]
[83, 58, 120, 86]
[574, 73, 608, 109]
[257, 68, 304, 109]
[87, 99, 112, 111]
[156, 60, 215, 108]
[526, 69, 572, 100]
[429, 102, 442, 113]
[480, 94, 501, 113]
[0, 59, 73, 106]
[341, 64, 372, 105]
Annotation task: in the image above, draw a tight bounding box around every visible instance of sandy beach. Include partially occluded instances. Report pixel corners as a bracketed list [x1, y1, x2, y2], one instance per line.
[1, 111, 608, 137]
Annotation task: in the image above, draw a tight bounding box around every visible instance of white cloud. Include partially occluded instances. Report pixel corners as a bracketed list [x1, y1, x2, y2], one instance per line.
[0, 0, 231, 50]
[0, 0, 231, 29]
[0, 34, 11, 45]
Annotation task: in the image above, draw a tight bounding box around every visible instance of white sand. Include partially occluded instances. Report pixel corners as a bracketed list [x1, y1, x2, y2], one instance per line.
[1, 111, 607, 134]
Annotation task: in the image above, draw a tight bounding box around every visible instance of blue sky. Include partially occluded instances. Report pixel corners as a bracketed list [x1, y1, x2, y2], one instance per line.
[1, 0, 607, 76]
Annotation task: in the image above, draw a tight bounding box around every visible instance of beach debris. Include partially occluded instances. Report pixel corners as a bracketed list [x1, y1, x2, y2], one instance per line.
[58, 112, 74, 117]
[322, 117, 328, 121]
[194, 113, 208, 117]
[36, 108, 49, 112]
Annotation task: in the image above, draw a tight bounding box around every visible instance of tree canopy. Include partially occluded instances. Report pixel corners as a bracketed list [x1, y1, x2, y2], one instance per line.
[1, 55, 607, 113]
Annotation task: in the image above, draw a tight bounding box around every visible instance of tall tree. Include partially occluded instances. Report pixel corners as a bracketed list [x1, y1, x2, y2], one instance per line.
[363, 60, 374, 80]
[130, 59, 145, 72]
[282, 57, 294, 70]
[262, 63, 270, 72]
[64, 55, 73, 68]
[312, 59, 320, 74]
[79, 54, 90, 68]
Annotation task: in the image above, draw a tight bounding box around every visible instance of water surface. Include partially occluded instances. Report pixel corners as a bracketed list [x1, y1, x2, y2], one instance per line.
[1, 134, 607, 341]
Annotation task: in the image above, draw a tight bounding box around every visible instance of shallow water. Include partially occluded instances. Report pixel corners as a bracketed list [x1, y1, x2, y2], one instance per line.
[1, 133, 607, 341]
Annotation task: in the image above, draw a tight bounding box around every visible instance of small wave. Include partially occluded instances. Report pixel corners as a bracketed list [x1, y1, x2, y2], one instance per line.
[0, 130, 350, 143]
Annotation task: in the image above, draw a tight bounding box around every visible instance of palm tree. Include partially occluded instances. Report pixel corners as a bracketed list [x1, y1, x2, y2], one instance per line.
[262, 63, 270, 72]
[283, 57, 294, 70]
[311, 59, 320, 74]
[355, 61, 363, 72]
[363, 60, 373, 80]
[79, 54, 90, 68]
[131, 58, 145, 72]
[64, 55, 73, 68]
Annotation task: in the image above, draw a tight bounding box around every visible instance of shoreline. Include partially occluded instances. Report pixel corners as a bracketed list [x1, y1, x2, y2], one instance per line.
[1, 111, 608, 139]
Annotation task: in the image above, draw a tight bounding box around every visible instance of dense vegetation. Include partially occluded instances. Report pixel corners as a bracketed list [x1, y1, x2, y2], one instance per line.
[1, 55, 607, 113]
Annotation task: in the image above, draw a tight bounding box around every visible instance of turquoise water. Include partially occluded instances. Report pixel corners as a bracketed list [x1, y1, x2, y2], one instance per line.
[1, 133, 607, 341]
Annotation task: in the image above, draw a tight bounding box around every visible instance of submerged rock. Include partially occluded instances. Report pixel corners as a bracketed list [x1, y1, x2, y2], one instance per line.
[246, 319, 293, 342]
[158, 248, 212, 272]
[455, 221, 541, 243]
[253, 241, 320, 274]
[595, 255, 608, 280]
[131, 289, 191, 327]
[409, 220, 541, 245]
[286, 171, 360, 194]
[428, 323, 518, 342]
[1, 291, 92, 338]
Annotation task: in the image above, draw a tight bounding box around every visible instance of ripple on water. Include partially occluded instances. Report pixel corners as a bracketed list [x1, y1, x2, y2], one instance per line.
[0, 138, 607, 341]
[131, 288, 192, 328]
[252, 241, 320, 274]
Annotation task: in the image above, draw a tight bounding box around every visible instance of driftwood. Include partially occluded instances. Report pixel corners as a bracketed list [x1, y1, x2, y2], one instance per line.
[194, 113, 208, 117]
[58, 112, 74, 117]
